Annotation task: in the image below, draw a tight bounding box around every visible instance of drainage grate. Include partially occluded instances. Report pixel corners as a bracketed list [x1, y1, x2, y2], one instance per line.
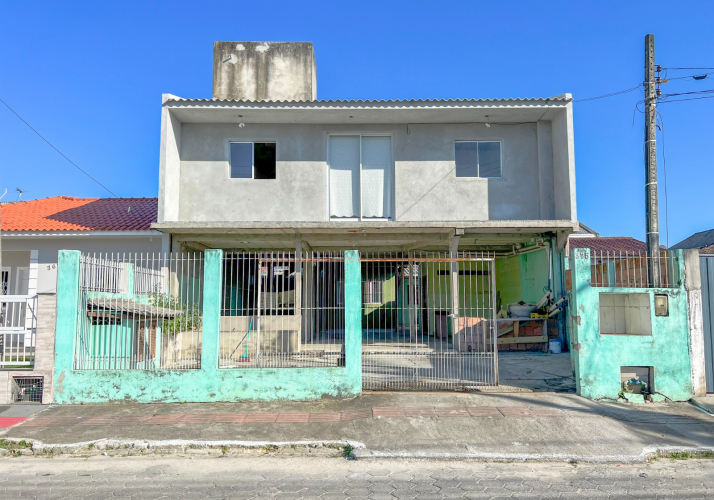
[12, 376, 44, 403]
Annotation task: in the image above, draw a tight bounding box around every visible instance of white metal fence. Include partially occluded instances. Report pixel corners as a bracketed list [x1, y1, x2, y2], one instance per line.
[220, 251, 345, 368]
[74, 253, 204, 370]
[589, 251, 680, 288]
[361, 251, 498, 391]
[0, 295, 37, 368]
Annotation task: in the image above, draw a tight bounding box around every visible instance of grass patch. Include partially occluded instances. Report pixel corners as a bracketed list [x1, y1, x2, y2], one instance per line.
[0, 439, 31, 451]
[669, 451, 691, 460]
[263, 445, 279, 454]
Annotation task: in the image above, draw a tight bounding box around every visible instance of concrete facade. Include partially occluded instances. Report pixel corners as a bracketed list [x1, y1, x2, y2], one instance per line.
[213, 42, 317, 102]
[157, 101, 577, 233]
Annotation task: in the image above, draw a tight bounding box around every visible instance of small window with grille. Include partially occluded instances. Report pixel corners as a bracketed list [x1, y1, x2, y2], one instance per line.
[12, 376, 44, 403]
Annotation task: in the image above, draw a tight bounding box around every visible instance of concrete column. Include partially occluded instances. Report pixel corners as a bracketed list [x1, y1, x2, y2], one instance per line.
[201, 249, 223, 372]
[683, 249, 706, 397]
[344, 250, 363, 392]
[53, 250, 82, 401]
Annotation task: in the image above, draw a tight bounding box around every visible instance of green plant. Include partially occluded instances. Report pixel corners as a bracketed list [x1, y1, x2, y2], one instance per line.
[263, 445, 278, 453]
[221, 445, 229, 455]
[669, 451, 691, 460]
[87, 443, 94, 450]
[150, 292, 203, 334]
[343, 445, 353, 458]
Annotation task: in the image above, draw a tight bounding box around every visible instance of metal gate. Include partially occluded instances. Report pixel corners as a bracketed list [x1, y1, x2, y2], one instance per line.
[701, 255, 714, 393]
[361, 251, 498, 390]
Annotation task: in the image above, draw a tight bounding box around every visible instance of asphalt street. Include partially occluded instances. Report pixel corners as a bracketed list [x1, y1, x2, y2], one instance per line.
[1, 455, 713, 499]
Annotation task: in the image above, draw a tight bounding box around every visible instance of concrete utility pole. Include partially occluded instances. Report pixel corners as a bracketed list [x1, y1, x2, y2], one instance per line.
[644, 34, 661, 287]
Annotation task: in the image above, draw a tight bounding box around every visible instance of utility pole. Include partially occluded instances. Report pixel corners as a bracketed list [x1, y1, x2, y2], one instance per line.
[644, 34, 661, 287]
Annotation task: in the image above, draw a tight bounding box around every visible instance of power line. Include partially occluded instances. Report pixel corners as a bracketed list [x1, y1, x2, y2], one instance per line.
[662, 67, 714, 70]
[573, 84, 643, 102]
[658, 95, 714, 104]
[0, 97, 119, 198]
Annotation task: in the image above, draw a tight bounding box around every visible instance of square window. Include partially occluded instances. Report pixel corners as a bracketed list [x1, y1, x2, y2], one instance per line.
[599, 293, 652, 335]
[229, 142, 276, 179]
[455, 141, 501, 178]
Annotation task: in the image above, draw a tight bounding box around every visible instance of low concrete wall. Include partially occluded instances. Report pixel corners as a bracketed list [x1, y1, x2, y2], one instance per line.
[569, 248, 694, 401]
[52, 250, 362, 403]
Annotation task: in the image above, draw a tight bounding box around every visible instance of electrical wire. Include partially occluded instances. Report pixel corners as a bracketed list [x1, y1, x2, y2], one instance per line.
[573, 84, 643, 103]
[662, 67, 714, 70]
[658, 95, 714, 104]
[0, 97, 119, 198]
[660, 71, 714, 82]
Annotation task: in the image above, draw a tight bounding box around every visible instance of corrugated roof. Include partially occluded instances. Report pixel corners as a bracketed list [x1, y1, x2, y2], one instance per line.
[670, 229, 714, 250]
[570, 237, 647, 254]
[165, 96, 570, 105]
[0, 196, 158, 232]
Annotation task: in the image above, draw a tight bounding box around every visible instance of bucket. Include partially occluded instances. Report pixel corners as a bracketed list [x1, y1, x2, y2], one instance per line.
[549, 340, 562, 354]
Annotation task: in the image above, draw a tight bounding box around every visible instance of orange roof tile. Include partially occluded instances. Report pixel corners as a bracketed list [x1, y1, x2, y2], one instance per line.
[0, 196, 157, 232]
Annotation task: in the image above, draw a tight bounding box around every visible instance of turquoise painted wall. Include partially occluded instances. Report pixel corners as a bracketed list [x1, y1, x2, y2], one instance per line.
[495, 248, 550, 310]
[570, 248, 693, 401]
[53, 250, 362, 403]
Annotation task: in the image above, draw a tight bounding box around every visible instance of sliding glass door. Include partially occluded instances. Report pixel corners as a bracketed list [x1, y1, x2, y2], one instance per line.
[329, 135, 393, 220]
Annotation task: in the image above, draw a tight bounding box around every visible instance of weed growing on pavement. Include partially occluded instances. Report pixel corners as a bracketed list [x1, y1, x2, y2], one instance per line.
[669, 452, 691, 460]
[87, 443, 94, 450]
[343, 445, 353, 458]
[263, 445, 279, 453]
[0, 440, 31, 451]
[221, 446, 229, 455]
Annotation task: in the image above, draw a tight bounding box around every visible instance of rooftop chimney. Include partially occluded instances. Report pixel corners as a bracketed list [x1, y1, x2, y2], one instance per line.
[212, 42, 317, 101]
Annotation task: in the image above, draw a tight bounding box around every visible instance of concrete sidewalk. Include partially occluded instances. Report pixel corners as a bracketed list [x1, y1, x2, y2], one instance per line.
[3, 392, 714, 462]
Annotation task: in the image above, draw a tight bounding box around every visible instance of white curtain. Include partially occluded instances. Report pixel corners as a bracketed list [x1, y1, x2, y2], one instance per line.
[329, 136, 360, 218]
[360, 136, 392, 219]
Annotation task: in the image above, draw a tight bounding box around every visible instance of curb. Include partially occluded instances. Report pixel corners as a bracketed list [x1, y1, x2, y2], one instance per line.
[0, 437, 365, 457]
[3, 436, 714, 463]
[350, 445, 714, 463]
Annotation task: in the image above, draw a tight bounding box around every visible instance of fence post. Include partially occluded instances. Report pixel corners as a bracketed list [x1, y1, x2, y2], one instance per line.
[344, 250, 363, 392]
[201, 249, 222, 372]
[53, 250, 81, 401]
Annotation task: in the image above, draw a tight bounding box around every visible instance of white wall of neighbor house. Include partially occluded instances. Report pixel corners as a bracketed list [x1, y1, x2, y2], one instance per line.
[165, 114, 576, 224]
[1, 235, 162, 294]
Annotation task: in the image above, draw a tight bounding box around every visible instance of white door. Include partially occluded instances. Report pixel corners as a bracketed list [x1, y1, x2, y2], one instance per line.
[329, 135, 393, 220]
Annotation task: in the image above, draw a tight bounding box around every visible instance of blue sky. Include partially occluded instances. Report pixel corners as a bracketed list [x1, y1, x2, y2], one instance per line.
[1, 1, 712, 246]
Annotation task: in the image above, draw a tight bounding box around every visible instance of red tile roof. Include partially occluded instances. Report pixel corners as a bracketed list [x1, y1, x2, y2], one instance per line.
[0, 196, 158, 232]
[569, 236, 647, 254]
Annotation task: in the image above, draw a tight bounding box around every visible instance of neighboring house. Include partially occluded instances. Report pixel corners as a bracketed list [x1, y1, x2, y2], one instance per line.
[0, 196, 160, 404]
[673, 229, 714, 392]
[671, 229, 714, 255]
[1, 196, 161, 295]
